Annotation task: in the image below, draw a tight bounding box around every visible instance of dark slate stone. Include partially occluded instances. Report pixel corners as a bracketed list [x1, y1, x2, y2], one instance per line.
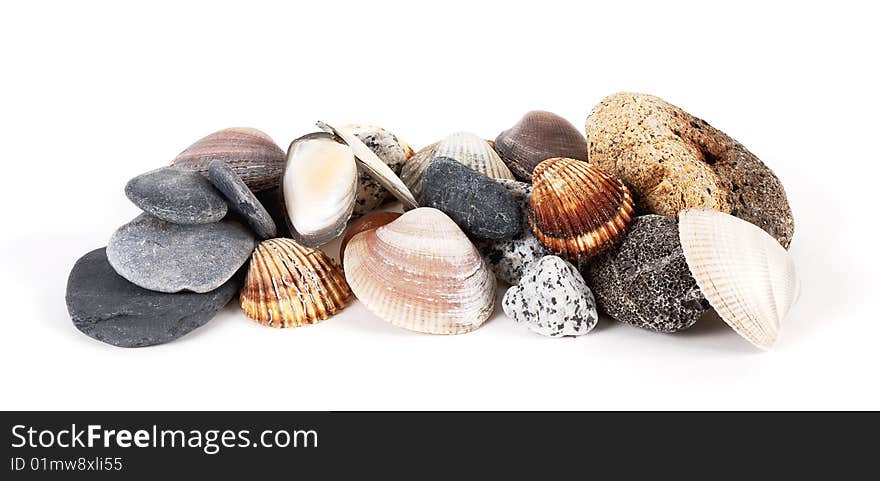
[583, 215, 710, 333]
[66, 248, 238, 348]
[254, 187, 292, 238]
[421, 157, 521, 240]
[124, 166, 227, 224]
[107, 214, 255, 293]
[207, 160, 277, 239]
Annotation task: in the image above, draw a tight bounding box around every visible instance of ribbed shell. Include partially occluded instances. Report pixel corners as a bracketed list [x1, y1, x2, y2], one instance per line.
[343, 207, 496, 334]
[494, 111, 588, 182]
[529, 158, 635, 261]
[400, 142, 438, 201]
[172, 127, 285, 192]
[240, 238, 351, 328]
[678, 209, 800, 350]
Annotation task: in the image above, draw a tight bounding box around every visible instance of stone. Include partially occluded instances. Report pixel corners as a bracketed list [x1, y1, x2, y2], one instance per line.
[421, 157, 521, 240]
[253, 187, 292, 238]
[124, 166, 228, 224]
[348, 125, 413, 217]
[207, 160, 277, 239]
[475, 179, 548, 284]
[502, 256, 598, 337]
[584, 215, 710, 333]
[107, 214, 255, 293]
[586, 92, 794, 247]
[66, 248, 238, 347]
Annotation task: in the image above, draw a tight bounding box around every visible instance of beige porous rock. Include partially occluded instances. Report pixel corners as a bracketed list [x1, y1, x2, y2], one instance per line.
[586, 92, 794, 247]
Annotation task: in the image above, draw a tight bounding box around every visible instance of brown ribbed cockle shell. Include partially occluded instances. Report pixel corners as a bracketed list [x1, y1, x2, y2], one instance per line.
[240, 238, 351, 328]
[529, 158, 635, 261]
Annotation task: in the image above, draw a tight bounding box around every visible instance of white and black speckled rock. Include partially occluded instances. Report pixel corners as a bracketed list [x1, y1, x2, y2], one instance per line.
[207, 160, 277, 239]
[421, 157, 521, 240]
[349, 125, 412, 217]
[475, 179, 548, 284]
[584, 215, 710, 333]
[124, 167, 227, 224]
[66, 248, 238, 347]
[107, 214, 255, 293]
[502, 256, 598, 337]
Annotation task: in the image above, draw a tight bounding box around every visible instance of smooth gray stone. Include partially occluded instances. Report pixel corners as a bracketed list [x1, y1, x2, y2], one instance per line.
[125, 166, 227, 224]
[584, 215, 710, 333]
[107, 214, 255, 293]
[207, 160, 277, 239]
[66, 248, 238, 348]
[421, 157, 521, 240]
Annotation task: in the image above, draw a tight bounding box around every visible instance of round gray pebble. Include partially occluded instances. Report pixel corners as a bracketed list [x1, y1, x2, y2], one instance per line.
[124, 166, 227, 224]
[207, 160, 277, 239]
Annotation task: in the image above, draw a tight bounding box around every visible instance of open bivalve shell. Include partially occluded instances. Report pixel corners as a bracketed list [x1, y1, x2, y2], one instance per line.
[282, 132, 358, 247]
[678, 209, 800, 350]
[495, 110, 588, 182]
[343, 207, 496, 334]
[529, 158, 635, 261]
[240, 238, 352, 328]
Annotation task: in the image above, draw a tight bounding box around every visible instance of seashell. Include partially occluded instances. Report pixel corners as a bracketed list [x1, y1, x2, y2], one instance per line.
[281, 132, 358, 247]
[678, 209, 800, 350]
[317, 122, 418, 210]
[494, 110, 588, 182]
[339, 211, 402, 264]
[240, 238, 352, 328]
[172, 127, 286, 192]
[400, 132, 514, 202]
[529, 157, 635, 261]
[343, 207, 496, 334]
[343, 124, 414, 217]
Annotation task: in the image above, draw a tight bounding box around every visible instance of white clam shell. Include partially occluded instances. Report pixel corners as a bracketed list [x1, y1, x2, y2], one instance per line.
[678, 209, 800, 350]
[343, 207, 497, 334]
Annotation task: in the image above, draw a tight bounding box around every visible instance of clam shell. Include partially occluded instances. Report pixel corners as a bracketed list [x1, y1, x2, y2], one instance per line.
[172, 127, 285, 192]
[678, 209, 800, 350]
[343, 124, 414, 217]
[282, 132, 358, 247]
[529, 158, 635, 261]
[495, 111, 588, 182]
[343, 207, 496, 334]
[339, 211, 402, 264]
[241, 238, 351, 328]
[400, 142, 438, 201]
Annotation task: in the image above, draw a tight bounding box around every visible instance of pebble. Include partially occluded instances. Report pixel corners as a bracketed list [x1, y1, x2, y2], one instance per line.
[421, 157, 521, 240]
[107, 214, 255, 293]
[207, 160, 277, 239]
[66, 248, 238, 347]
[124, 166, 227, 224]
[584, 215, 710, 333]
[502, 256, 598, 337]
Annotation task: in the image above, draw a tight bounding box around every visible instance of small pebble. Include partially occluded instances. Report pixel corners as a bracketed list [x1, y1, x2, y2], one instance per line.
[124, 166, 227, 224]
[207, 160, 277, 239]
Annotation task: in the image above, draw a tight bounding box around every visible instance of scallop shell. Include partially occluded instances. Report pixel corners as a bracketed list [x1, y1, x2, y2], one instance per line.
[172, 127, 285, 192]
[343, 124, 414, 217]
[241, 238, 352, 328]
[494, 111, 588, 182]
[678, 209, 800, 350]
[529, 158, 635, 261]
[339, 211, 402, 264]
[281, 132, 358, 247]
[343, 207, 496, 334]
[399, 132, 515, 202]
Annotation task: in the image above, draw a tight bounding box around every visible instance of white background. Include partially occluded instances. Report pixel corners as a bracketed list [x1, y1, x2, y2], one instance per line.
[1, 1, 877, 410]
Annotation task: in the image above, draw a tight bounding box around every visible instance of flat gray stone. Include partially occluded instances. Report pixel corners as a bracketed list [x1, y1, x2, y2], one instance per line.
[207, 160, 277, 238]
[66, 248, 238, 347]
[125, 166, 227, 224]
[107, 214, 255, 293]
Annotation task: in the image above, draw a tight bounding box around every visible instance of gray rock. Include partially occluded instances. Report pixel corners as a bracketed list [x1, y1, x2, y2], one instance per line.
[253, 187, 292, 238]
[584, 215, 710, 333]
[502, 256, 598, 337]
[66, 248, 238, 347]
[125, 167, 227, 224]
[475, 179, 548, 284]
[207, 160, 277, 239]
[421, 157, 521, 240]
[107, 214, 255, 293]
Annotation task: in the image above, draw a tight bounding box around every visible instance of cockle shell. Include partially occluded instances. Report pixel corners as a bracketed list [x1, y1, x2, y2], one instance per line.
[172, 127, 286, 192]
[678, 209, 800, 350]
[343, 124, 414, 216]
[339, 211, 402, 264]
[343, 207, 496, 334]
[495, 110, 588, 182]
[240, 238, 352, 328]
[282, 132, 358, 247]
[400, 132, 515, 202]
[529, 158, 635, 261]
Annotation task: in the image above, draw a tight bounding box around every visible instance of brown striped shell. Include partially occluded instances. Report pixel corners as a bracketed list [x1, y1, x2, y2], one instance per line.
[172, 127, 286, 192]
[240, 238, 351, 328]
[494, 111, 588, 182]
[529, 158, 635, 261]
